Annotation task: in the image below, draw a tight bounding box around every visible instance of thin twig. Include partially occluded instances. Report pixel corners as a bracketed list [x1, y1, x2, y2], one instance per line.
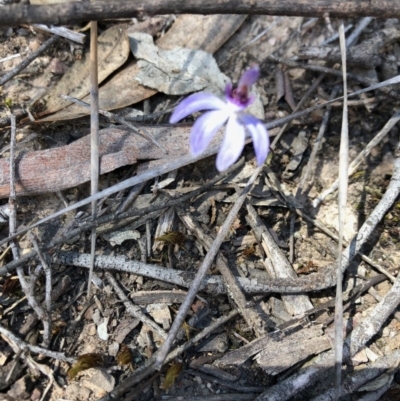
[0, 53, 20, 64]
[267, 55, 373, 86]
[61, 94, 165, 152]
[359, 254, 396, 283]
[105, 271, 168, 339]
[297, 86, 340, 199]
[220, 16, 285, 67]
[9, 113, 50, 347]
[345, 17, 374, 46]
[278, 72, 328, 264]
[54, 250, 327, 294]
[334, 21, 349, 399]
[116, 181, 147, 214]
[31, 24, 85, 44]
[288, 85, 340, 262]
[0, 34, 59, 86]
[0, 324, 75, 363]
[8, 113, 18, 261]
[28, 232, 52, 348]
[88, 20, 99, 296]
[270, 72, 324, 149]
[163, 395, 255, 401]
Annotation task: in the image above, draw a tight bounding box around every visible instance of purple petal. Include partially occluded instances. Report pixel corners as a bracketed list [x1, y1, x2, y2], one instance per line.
[190, 110, 229, 156]
[239, 113, 269, 166]
[224, 82, 233, 98]
[238, 65, 260, 89]
[216, 116, 246, 171]
[169, 93, 226, 123]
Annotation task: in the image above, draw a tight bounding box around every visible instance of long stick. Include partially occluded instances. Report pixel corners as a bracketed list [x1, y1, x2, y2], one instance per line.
[0, 0, 399, 26]
[334, 21, 349, 399]
[88, 20, 99, 296]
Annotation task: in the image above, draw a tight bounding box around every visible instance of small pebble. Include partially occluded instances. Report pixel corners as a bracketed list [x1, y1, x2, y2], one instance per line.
[29, 39, 41, 52]
[5, 27, 13, 38]
[49, 57, 67, 75]
[108, 341, 119, 357]
[17, 28, 29, 36]
[87, 324, 97, 336]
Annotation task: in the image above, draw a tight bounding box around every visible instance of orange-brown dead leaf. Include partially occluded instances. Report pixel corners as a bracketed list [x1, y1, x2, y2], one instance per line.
[161, 361, 183, 390]
[67, 353, 104, 381]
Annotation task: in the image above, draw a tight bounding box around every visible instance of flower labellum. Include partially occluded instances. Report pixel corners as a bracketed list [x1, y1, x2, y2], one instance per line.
[169, 66, 269, 171]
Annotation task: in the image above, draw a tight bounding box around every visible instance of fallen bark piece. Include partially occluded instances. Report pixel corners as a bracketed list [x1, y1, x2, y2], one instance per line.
[254, 267, 400, 401]
[247, 203, 313, 316]
[113, 318, 141, 344]
[0, 125, 191, 198]
[255, 330, 331, 375]
[129, 290, 188, 305]
[216, 324, 329, 369]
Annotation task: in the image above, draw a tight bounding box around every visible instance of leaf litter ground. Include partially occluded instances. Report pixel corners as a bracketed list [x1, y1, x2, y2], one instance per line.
[0, 13, 400, 401]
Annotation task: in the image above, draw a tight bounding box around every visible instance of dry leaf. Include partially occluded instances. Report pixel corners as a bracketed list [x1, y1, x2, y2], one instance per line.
[153, 208, 175, 252]
[2, 276, 20, 296]
[182, 321, 191, 341]
[31, 24, 130, 118]
[35, 15, 246, 122]
[116, 345, 132, 366]
[155, 231, 185, 247]
[242, 245, 257, 257]
[68, 354, 103, 381]
[129, 32, 229, 95]
[191, 299, 206, 314]
[102, 229, 141, 246]
[161, 362, 183, 390]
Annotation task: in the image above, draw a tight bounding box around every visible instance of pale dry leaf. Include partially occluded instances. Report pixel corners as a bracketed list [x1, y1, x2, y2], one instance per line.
[102, 229, 141, 246]
[146, 303, 172, 330]
[97, 317, 109, 341]
[129, 32, 229, 95]
[36, 15, 246, 121]
[31, 24, 130, 118]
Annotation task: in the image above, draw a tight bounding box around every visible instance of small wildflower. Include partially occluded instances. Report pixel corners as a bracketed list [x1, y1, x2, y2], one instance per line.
[169, 66, 269, 171]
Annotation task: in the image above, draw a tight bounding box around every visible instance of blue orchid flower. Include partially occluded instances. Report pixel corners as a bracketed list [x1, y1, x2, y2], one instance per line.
[169, 66, 269, 171]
